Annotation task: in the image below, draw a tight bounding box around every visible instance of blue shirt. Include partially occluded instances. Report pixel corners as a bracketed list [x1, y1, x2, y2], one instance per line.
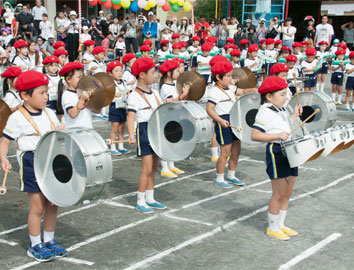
[143, 21, 157, 39]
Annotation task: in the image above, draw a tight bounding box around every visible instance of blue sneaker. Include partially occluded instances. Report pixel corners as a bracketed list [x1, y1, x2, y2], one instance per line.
[110, 149, 122, 156]
[102, 115, 108, 119]
[45, 240, 68, 258]
[146, 201, 167, 209]
[213, 181, 233, 188]
[346, 108, 351, 112]
[352, 109, 354, 112]
[135, 204, 154, 214]
[226, 177, 245, 186]
[27, 242, 55, 262]
[118, 148, 131, 154]
[95, 114, 105, 119]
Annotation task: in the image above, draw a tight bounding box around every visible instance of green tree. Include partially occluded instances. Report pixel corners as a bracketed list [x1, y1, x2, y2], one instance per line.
[194, 0, 243, 22]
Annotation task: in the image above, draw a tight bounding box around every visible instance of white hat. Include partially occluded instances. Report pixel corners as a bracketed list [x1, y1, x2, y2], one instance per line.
[70, 11, 77, 16]
[148, 11, 154, 16]
[83, 26, 89, 30]
[48, 33, 55, 39]
[99, 10, 104, 14]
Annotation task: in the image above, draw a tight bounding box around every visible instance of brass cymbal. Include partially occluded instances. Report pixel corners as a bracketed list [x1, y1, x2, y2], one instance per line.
[0, 99, 12, 137]
[93, 72, 116, 107]
[232, 67, 257, 89]
[176, 71, 206, 101]
[77, 76, 105, 114]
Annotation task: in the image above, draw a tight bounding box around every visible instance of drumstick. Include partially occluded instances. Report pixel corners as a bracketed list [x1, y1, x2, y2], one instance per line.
[229, 125, 243, 132]
[105, 139, 130, 145]
[290, 108, 320, 135]
[0, 169, 9, 195]
[293, 73, 300, 106]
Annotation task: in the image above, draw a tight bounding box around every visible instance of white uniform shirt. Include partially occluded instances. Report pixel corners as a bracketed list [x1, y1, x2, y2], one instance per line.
[241, 49, 248, 60]
[287, 67, 299, 87]
[160, 83, 178, 100]
[188, 45, 200, 54]
[47, 74, 60, 101]
[345, 63, 354, 77]
[3, 90, 23, 109]
[207, 85, 236, 115]
[127, 89, 162, 123]
[253, 103, 293, 144]
[157, 49, 169, 60]
[61, 90, 93, 129]
[113, 79, 128, 108]
[331, 59, 344, 73]
[265, 49, 277, 63]
[316, 50, 330, 62]
[87, 60, 105, 75]
[123, 68, 137, 90]
[244, 57, 260, 72]
[12, 56, 31, 71]
[115, 41, 126, 50]
[197, 55, 212, 75]
[301, 60, 317, 75]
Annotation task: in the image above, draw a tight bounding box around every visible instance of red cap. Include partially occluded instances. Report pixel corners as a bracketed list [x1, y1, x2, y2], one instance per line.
[14, 40, 28, 49]
[239, 39, 249, 45]
[201, 42, 213, 51]
[53, 41, 66, 49]
[42, 56, 60, 65]
[179, 41, 188, 48]
[173, 58, 185, 64]
[122, 53, 136, 64]
[211, 61, 233, 76]
[131, 57, 155, 77]
[53, 49, 68, 57]
[209, 55, 228, 67]
[159, 60, 179, 74]
[106, 60, 123, 73]
[335, 49, 346, 56]
[143, 40, 153, 46]
[224, 44, 232, 51]
[248, 44, 259, 52]
[292, 42, 302, 48]
[259, 38, 266, 44]
[207, 36, 217, 43]
[192, 36, 201, 41]
[160, 40, 170, 45]
[337, 43, 347, 50]
[140, 45, 151, 52]
[286, 54, 298, 62]
[226, 38, 235, 43]
[300, 41, 310, 46]
[230, 44, 238, 49]
[258, 76, 288, 94]
[172, 43, 182, 50]
[318, 41, 328, 46]
[1, 67, 22, 78]
[275, 40, 283, 45]
[93, 46, 105, 55]
[172, 33, 180, 39]
[270, 63, 289, 75]
[281, 46, 291, 52]
[305, 47, 317, 56]
[349, 51, 354, 58]
[230, 49, 241, 56]
[15, 71, 49, 92]
[59, 62, 84, 76]
[265, 38, 275, 45]
[83, 40, 95, 46]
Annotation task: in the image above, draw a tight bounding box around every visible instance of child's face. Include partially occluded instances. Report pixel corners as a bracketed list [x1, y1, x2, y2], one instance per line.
[226, 48, 233, 54]
[127, 58, 136, 67]
[293, 47, 300, 53]
[142, 51, 150, 57]
[19, 47, 28, 56]
[29, 43, 36, 53]
[162, 45, 168, 51]
[267, 44, 274, 50]
[337, 54, 345, 60]
[118, 37, 123, 42]
[282, 51, 289, 57]
[307, 55, 315, 62]
[202, 50, 210, 56]
[59, 55, 67, 64]
[266, 88, 287, 108]
[67, 69, 84, 89]
[218, 71, 232, 87]
[111, 66, 123, 80]
[287, 62, 295, 68]
[171, 68, 180, 80]
[172, 38, 180, 43]
[277, 71, 288, 81]
[193, 41, 200, 46]
[260, 43, 266, 50]
[232, 56, 240, 62]
[178, 63, 184, 74]
[43, 16, 48, 22]
[47, 63, 58, 74]
[87, 45, 94, 53]
[276, 44, 282, 49]
[84, 29, 89, 34]
[96, 52, 105, 62]
[351, 58, 354, 64]
[140, 67, 155, 85]
[301, 46, 307, 52]
[21, 85, 48, 110]
[173, 49, 180, 55]
[181, 47, 186, 52]
[319, 44, 326, 51]
[250, 51, 257, 58]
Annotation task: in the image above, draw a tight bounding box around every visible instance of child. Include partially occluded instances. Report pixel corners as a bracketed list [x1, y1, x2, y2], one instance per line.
[12, 40, 31, 71]
[171, 43, 181, 58]
[286, 54, 299, 96]
[330, 49, 346, 104]
[244, 44, 260, 72]
[226, 38, 235, 45]
[80, 26, 91, 44]
[82, 40, 95, 71]
[206, 36, 219, 54]
[58, 62, 92, 129]
[189, 36, 201, 72]
[197, 42, 213, 83]
[316, 41, 330, 92]
[275, 40, 283, 51]
[179, 41, 189, 71]
[171, 33, 180, 45]
[206, 61, 245, 188]
[223, 44, 234, 56]
[279, 46, 291, 60]
[1, 66, 23, 112]
[345, 52, 354, 111]
[122, 53, 137, 91]
[0, 70, 67, 261]
[161, 26, 172, 41]
[158, 40, 170, 66]
[87, 46, 106, 76]
[301, 47, 318, 91]
[114, 34, 126, 61]
[127, 57, 167, 213]
[329, 39, 340, 55]
[53, 49, 68, 71]
[140, 45, 151, 58]
[39, 13, 53, 40]
[143, 40, 153, 48]
[270, 63, 293, 105]
[53, 41, 66, 51]
[259, 39, 266, 54]
[251, 76, 302, 240]
[265, 38, 278, 75]
[106, 61, 130, 155]
[239, 39, 249, 60]
[300, 41, 309, 55]
[230, 49, 242, 68]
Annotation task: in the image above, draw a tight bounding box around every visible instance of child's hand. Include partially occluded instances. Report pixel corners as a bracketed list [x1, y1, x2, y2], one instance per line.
[292, 104, 303, 117]
[55, 124, 66, 130]
[220, 119, 229, 128]
[115, 93, 123, 98]
[278, 132, 290, 141]
[1, 159, 12, 172]
[128, 135, 136, 144]
[80, 91, 91, 101]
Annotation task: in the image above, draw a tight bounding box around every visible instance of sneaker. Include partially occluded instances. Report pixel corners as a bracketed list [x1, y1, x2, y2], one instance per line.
[146, 201, 167, 209]
[333, 101, 338, 105]
[110, 149, 122, 156]
[226, 177, 245, 186]
[337, 101, 343, 105]
[95, 114, 105, 119]
[346, 108, 351, 112]
[266, 228, 290, 240]
[352, 108, 354, 112]
[161, 171, 178, 178]
[135, 204, 154, 214]
[211, 157, 218, 162]
[45, 240, 68, 258]
[103, 115, 108, 119]
[280, 227, 298, 236]
[213, 181, 233, 189]
[169, 168, 185, 174]
[27, 242, 55, 262]
[118, 148, 131, 154]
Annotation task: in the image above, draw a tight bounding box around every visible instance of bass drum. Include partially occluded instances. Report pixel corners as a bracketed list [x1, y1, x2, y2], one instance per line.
[286, 92, 336, 137]
[148, 101, 213, 161]
[229, 93, 262, 145]
[34, 129, 112, 207]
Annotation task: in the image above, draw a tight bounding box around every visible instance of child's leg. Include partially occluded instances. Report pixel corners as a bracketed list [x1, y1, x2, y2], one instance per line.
[43, 199, 58, 243]
[338, 85, 343, 103]
[28, 192, 46, 245]
[332, 84, 337, 101]
[137, 155, 154, 207]
[117, 122, 128, 151]
[210, 131, 219, 160]
[146, 154, 166, 207]
[226, 140, 244, 185]
[345, 90, 351, 109]
[110, 122, 119, 150]
[216, 143, 232, 182]
[320, 74, 326, 92]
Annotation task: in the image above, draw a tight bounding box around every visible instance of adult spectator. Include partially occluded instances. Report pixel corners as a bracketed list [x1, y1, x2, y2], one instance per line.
[89, 16, 102, 45]
[155, 16, 162, 50]
[179, 17, 189, 42]
[143, 11, 158, 50]
[56, 9, 70, 43]
[268, 16, 281, 40]
[67, 10, 80, 61]
[195, 15, 210, 44]
[16, 5, 35, 40]
[187, 17, 195, 39]
[282, 17, 296, 49]
[109, 16, 121, 40]
[3, 2, 14, 28]
[256, 18, 267, 42]
[102, 32, 114, 59]
[228, 17, 239, 39]
[100, 12, 113, 37]
[234, 24, 245, 47]
[137, 16, 145, 46]
[244, 19, 252, 33]
[218, 17, 229, 47]
[124, 13, 138, 53]
[39, 13, 53, 40]
[303, 16, 316, 46]
[246, 26, 257, 44]
[341, 22, 354, 50]
[32, 0, 47, 36]
[98, 10, 105, 23]
[314, 15, 334, 47]
[42, 33, 55, 56]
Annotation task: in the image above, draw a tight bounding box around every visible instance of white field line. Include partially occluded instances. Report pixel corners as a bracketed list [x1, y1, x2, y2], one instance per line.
[278, 233, 342, 270]
[59, 257, 95, 266]
[164, 214, 214, 226]
[248, 188, 272, 194]
[0, 238, 18, 246]
[101, 200, 135, 209]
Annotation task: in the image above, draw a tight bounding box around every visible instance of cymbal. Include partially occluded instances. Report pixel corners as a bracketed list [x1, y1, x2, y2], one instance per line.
[176, 71, 206, 101]
[232, 67, 257, 89]
[93, 72, 116, 107]
[0, 99, 12, 137]
[77, 76, 105, 114]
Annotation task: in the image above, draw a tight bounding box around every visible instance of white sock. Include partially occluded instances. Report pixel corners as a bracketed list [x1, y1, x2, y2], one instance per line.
[320, 83, 325, 92]
[346, 103, 350, 109]
[268, 212, 280, 232]
[43, 230, 54, 243]
[316, 83, 320, 91]
[29, 234, 41, 247]
[216, 173, 225, 182]
[278, 210, 287, 229]
[161, 160, 169, 172]
[352, 103, 354, 109]
[227, 170, 235, 179]
[337, 95, 342, 102]
[110, 144, 117, 151]
[332, 93, 336, 101]
[145, 189, 155, 203]
[118, 142, 124, 150]
[211, 147, 219, 158]
[168, 161, 176, 169]
[137, 191, 146, 206]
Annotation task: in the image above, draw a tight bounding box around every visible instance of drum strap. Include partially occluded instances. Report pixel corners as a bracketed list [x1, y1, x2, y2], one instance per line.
[215, 84, 232, 103]
[135, 87, 160, 110]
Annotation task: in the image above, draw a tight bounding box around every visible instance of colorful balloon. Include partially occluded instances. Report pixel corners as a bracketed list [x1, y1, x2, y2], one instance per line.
[162, 1, 170, 11]
[98, 0, 104, 4]
[177, 0, 184, 6]
[183, 1, 191, 11]
[156, 0, 165, 6]
[171, 2, 179, 11]
[103, 0, 113, 8]
[113, 3, 122, 9]
[138, 0, 147, 8]
[170, 0, 177, 4]
[121, 0, 131, 8]
[147, 0, 157, 8]
[112, 0, 121, 4]
[89, 0, 98, 6]
[130, 1, 139, 12]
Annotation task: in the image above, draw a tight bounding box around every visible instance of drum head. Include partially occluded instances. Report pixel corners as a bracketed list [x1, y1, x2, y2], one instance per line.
[287, 92, 336, 136]
[0, 99, 12, 137]
[229, 93, 261, 145]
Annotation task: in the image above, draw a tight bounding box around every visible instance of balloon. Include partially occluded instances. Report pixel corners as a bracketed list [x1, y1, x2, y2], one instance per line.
[112, 0, 121, 4]
[144, 5, 150, 10]
[156, 0, 165, 6]
[103, 0, 113, 8]
[148, 0, 157, 8]
[171, 3, 179, 11]
[183, 1, 191, 11]
[113, 3, 122, 9]
[162, 1, 170, 11]
[138, 0, 147, 8]
[170, 0, 177, 4]
[101, 0, 107, 2]
[98, 0, 104, 4]
[89, 0, 98, 6]
[189, 0, 195, 2]
[121, 0, 131, 8]
[177, 0, 184, 6]
[130, 1, 139, 12]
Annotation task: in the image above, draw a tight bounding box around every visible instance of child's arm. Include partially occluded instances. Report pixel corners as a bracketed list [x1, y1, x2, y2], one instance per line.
[206, 102, 229, 127]
[346, 67, 354, 74]
[0, 137, 12, 172]
[67, 92, 90, 118]
[290, 104, 302, 123]
[127, 111, 136, 144]
[251, 129, 289, 142]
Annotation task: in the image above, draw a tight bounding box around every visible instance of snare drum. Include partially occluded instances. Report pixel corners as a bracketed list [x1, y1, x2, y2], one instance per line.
[341, 123, 354, 150]
[281, 134, 325, 168]
[34, 129, 112, 207]
[148, 101, 213, 161]
[316, 126, 345, 157]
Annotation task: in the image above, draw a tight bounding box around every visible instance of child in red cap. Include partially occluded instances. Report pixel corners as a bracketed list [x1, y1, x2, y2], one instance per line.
[122, 53, 137, 91]
[82, 40, 95, 72]
[189, 36, 201, 72]
[345, 52, 354, 111]
[1, 66, 23, 112]
[252, 76, 302, 241]
[53, 49, 68, 71]
[285, 54, 300, 96]
[330, 50, 346, 104]
[13, 40, 31, 71]
[245, 44, 260, 72]
[126, 58, 166, 214]
[197, 43, 213, 83]
[301, 47, 318, 91]
[157, 40, 170, 66]
[265, 38, 278, 75]
[0, 70, 67, 261]
[230, 49, 242, 68]
[316, 41, 330, 92]
[87, 46, 106, 76]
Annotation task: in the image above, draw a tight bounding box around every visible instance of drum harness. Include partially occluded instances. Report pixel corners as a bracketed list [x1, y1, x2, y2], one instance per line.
[135, 87, 160, 111]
